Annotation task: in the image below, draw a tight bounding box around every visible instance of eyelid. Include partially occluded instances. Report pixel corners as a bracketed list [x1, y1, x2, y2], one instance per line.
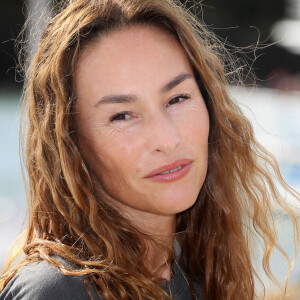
[109, 93, 191, 123]
[109, 111, 133, 122]
[166, 93, 191, 107]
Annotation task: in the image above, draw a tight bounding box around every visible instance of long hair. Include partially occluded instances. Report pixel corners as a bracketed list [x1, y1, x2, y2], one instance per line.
[1, 0, 299, 299]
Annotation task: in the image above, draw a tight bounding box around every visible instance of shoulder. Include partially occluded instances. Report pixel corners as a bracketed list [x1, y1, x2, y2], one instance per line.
[0, 258, 101, 300]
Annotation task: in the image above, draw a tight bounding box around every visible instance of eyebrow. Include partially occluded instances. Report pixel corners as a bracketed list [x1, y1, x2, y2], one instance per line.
[93, 72, 193, 107]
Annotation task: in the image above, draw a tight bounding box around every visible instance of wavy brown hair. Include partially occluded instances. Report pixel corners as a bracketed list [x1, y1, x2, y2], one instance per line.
[1, 0, 299, 299]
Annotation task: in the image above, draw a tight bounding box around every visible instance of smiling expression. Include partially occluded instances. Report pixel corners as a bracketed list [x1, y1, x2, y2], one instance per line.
[75, 25, 209, 220]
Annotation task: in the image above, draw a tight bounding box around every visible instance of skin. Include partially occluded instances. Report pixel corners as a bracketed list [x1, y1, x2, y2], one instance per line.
[75, 24, 209, 279]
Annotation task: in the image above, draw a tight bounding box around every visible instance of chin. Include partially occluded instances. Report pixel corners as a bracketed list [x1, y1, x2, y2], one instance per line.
[160, 193, 199, 215]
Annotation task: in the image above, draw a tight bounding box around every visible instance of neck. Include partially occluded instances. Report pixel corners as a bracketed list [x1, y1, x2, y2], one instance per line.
[142, 216, 176, 280]
[119, 206, 176, 280]
[94, 180, 176, 280]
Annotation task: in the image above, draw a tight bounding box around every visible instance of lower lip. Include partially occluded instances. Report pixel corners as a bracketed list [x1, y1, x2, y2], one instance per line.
[146, 163, 192, 182]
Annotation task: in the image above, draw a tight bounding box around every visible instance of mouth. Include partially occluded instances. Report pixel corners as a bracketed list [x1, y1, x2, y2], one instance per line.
[144, 158, 193, 181]
[157, 165, 185, 175]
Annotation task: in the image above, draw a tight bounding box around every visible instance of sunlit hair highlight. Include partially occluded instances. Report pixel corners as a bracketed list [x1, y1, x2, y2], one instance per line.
[1, 0, 299, 299]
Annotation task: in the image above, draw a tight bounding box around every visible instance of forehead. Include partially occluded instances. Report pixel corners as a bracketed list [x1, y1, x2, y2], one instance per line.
[74, 25, 194, 97]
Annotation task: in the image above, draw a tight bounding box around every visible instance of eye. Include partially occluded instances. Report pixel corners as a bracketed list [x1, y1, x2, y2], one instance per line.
[110, 111, 133, 122]
[166, 94, 190, 107]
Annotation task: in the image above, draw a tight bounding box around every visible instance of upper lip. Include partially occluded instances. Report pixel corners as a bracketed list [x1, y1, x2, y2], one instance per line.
[143, 158, 193, 178]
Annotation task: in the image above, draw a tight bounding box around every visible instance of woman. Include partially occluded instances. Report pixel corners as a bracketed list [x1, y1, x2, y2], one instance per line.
[0, 0, 299, 299]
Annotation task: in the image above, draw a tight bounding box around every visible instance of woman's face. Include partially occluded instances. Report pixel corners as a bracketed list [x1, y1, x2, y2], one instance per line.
[75, 25, 209, 221]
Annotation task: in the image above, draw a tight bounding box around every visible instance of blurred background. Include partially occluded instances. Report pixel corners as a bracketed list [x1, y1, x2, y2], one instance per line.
[0, 0, 299, 298]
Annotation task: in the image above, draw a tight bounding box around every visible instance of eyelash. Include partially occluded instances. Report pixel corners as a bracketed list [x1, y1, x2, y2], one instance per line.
[109, 94, 190, 122]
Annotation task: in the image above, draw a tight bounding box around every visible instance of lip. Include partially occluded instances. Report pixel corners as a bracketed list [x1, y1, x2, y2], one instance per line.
[144, 158, 194, 179]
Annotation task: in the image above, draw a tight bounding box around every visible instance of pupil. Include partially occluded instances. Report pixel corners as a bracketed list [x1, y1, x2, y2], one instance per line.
[115, 114, 125, 120]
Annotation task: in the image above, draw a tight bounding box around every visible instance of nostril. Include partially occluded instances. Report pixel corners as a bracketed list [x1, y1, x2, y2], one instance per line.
[146, 115, 180, 154]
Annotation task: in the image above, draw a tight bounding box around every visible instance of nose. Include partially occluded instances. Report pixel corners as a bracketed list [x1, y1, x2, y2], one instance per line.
[145, 112, 180, 155]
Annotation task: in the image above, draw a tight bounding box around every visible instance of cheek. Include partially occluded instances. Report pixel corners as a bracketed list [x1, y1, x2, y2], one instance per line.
[102, 129, 141, 162]
[76, 111, 141, 200]
[91, 139, 143, 205]
[178, 104, 209, 147]
[89, 131, 141, 183]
